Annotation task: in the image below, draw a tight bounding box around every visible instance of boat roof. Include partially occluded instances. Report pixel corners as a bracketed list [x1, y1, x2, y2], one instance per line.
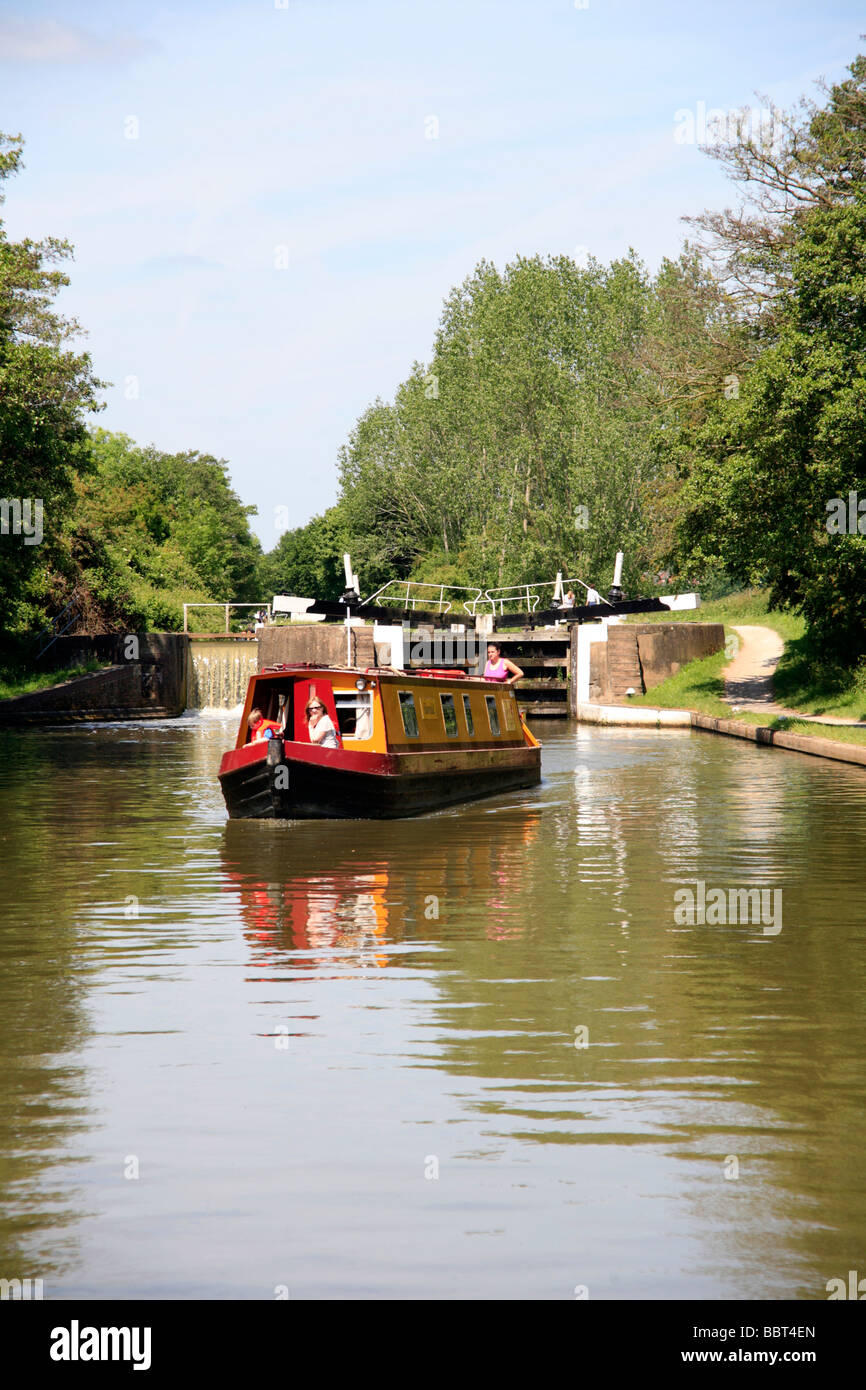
[255, 663, 493, 685]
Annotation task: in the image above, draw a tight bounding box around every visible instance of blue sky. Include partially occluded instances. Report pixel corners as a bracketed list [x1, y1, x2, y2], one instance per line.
[0, 0, 862, 549]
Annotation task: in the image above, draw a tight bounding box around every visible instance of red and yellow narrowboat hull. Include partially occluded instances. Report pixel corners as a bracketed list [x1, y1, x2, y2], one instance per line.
[217, 664, 541, 820]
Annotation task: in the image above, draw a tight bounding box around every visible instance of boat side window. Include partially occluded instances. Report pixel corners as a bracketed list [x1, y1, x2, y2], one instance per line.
[440, 693, 458, 737]
[334, 690, 373, 740]
[461, 694, 474, 736]
[485, 695, 501, 735]
[398, 691, 420, 738]
[503, 697, 517, 731]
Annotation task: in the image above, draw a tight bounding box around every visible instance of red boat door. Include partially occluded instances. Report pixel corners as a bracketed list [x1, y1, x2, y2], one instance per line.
[292, 677, 341, 745]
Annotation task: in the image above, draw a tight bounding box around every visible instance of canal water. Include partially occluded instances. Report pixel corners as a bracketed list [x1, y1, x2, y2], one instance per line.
[0, 717, 864, 1300]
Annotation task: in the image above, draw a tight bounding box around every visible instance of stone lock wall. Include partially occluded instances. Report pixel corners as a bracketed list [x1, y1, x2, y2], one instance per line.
[636, 624, 725, 691]
[258, 623, 375, 672]
[588, 623, 725, 703]
[0, 633, 190, 725]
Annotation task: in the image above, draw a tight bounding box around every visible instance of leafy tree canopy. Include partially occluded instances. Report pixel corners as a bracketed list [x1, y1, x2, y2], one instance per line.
[68, 430, 263, 631]
[0, 132, 103, 647]
[257, 505, 349, 603]
[334, 251, 728, 599]
[675, 53, 866, 659]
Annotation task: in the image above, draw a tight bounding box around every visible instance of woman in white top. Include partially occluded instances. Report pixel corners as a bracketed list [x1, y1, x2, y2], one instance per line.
[306, 695, 340, 748]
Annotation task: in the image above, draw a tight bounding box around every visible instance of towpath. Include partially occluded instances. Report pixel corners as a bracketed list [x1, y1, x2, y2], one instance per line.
[722, 624, 866, 726]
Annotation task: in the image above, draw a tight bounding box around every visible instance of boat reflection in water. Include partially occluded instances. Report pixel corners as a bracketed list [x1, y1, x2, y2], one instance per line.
[231, 858, 392, 971]
[220, 807, 543, 974]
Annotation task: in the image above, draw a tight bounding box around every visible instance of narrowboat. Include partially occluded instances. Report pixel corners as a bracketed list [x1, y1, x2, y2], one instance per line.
[217, 664, 541, 819]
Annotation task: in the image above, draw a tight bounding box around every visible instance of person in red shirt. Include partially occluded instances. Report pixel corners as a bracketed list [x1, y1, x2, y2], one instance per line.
[248, 707, 282, 742]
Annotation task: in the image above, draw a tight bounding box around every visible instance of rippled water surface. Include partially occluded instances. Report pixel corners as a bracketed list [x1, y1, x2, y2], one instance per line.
[1, 716, 864, 1299]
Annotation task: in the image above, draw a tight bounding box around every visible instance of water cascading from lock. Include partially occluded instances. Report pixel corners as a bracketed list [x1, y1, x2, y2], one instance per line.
[188, 643, 259, 709]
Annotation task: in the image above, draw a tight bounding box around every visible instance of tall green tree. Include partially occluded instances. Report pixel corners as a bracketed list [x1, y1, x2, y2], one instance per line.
[674, 53, 866, 657]
[257, 505, 349, 601]
[686, 55, 866, 318]
[678, 191, 866, 656]
[337, 252, 691, 598]
[69, 430, 262, 630]
[0, 133, 102, 649]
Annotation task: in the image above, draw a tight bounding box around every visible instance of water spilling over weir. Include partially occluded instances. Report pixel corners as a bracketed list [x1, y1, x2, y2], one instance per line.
[188, 640, 258, 710]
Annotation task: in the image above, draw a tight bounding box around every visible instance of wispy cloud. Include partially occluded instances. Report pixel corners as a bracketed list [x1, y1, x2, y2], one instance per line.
[0, 17, 157, 65]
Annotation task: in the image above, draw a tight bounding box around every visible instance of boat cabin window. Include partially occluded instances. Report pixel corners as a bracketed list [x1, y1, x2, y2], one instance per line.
[398, 691, 420, 738]
[440, 693, 458, 737]
[485, 695, 501, 735]
[334, 689, 373, 741]
[461, 694, 474, 737]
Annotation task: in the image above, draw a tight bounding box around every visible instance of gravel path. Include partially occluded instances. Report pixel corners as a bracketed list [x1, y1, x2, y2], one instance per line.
[722, 624, 866, 726]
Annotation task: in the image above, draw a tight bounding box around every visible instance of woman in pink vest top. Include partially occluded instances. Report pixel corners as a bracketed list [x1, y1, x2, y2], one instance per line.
[483, 643, 524, 686]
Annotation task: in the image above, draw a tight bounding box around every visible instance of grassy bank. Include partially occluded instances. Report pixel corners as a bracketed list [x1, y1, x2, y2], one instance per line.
[735, 712, 866, 748]
[771, 641, 866, 720]
[630, 589, 866, 720]
[627, 643, 866, 749]
[0, 660, 104, 701]
[627, 647, 732, 717]
[627, 589, 806, 643]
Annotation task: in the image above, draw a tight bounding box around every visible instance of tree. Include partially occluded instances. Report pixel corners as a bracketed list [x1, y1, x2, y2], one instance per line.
[257, 506, 350, 602]
[685, 55, 866, 317]
[0, 132, 103, 650]
[674, 54, 866, 658]
[678, 191, 866, 657]
[336, 252, 685, 598]
[68, 430, 263, 630]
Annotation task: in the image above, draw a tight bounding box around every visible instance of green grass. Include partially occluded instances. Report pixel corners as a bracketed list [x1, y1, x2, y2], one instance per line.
[736, 712, 866, 749]
[627, 651, 866, 749]
[627, 646, 731, 716]
[771, 639, 866, 720]
[0, 660, 104, 701]
[627, 588, 805, 644]
[628, 587, 866, 718]
[626, 639, 866, 750]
